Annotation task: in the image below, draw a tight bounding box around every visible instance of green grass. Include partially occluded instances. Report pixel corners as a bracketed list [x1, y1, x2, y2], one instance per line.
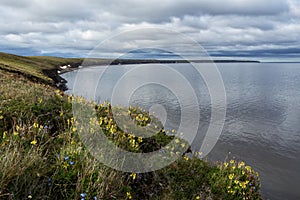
[0, 53, 262, 199]
[0, 52, 82, 85]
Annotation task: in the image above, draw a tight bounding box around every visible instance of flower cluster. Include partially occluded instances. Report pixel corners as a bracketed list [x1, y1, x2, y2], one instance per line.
[1, 122, 52, 148]
[219, 159, 260, 199]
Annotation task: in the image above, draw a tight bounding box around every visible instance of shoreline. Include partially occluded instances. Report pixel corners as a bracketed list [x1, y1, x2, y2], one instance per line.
[0, 51, 260, 91]
[56, 58, 260, 90]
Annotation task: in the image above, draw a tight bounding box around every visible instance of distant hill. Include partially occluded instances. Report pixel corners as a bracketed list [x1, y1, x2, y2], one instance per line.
[0, 51, 260, 89]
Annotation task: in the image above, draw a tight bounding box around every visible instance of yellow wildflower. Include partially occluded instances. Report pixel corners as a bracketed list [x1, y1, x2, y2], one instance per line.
[196, 195, 200, 199]
[62, 162, 69, 169]
[183, 156, 189, 161]
[138, 137, 143, 143]
[110, 125, 117, 133]
[238, 161, 245, 168]
[245, 166, 252, 172]
[13, 131, 18, 136]
[175, 138, 180, 143]
[228, 189, 235, 194]
[126, 192, 132, 199]
[72, 126, 77, 132]
[239, 182, 247, 189]
[181, 143, 186, 148]
[30, 140, 37, 145]
[223, 162, 229, 168]
[33, 122, 39, 129]
[230, 159, 235, 164]
[228, 173, 234, 180]
[103, 117, 108, 124]
[130, 173, 137, 180]
[2, 131, 7, 139]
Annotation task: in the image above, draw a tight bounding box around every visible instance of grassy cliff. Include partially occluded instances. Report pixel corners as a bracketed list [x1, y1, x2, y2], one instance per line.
[0, 52, 83, 86]
[0, 52, 262, 200]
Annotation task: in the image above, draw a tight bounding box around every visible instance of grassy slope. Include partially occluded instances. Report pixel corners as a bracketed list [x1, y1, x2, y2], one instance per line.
[0, 52, 262, 200]
[0, 52, 82, 85]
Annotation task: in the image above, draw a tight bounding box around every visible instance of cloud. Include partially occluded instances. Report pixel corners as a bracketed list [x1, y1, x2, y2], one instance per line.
[5, 34, 24, 42]
[0, 0, 299, 61]
[87, 0, 289, 23]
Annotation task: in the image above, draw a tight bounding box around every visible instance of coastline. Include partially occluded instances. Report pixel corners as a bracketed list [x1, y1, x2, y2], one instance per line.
[0, 51, 260, 91]
[0, 51, 262, 199]
[55, 58, 260, 90]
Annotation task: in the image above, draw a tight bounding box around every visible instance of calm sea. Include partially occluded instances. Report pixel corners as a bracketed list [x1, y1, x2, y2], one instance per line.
[62, 62, 300, 200]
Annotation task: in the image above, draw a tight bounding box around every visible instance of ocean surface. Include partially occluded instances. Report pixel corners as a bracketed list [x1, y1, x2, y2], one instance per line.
[62, 62, 300, 200]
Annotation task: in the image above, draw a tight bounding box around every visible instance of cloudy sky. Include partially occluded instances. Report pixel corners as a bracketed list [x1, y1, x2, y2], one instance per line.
[1, 0, 300, 61]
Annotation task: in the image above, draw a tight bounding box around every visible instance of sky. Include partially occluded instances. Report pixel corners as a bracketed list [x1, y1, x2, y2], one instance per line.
[0, 0, 300, 61]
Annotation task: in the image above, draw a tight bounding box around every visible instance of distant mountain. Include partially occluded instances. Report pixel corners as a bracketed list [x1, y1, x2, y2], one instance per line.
[121, 48, 182, 60]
